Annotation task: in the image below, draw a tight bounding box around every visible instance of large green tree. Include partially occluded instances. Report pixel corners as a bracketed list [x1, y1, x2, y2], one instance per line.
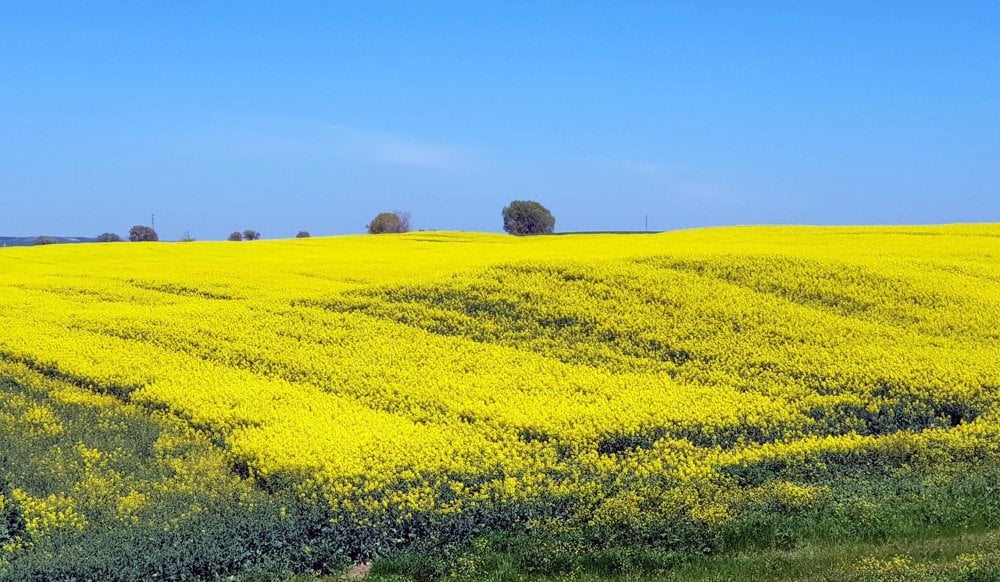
[367, 211, 411, 234]
[128, 225, 158, 242]
[502, 200, 555, 235]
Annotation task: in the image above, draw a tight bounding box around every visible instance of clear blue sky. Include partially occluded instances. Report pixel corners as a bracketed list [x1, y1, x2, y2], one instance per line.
[2, 2, 998, 239]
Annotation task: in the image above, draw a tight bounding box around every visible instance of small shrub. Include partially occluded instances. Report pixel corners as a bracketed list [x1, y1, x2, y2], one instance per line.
[854, 556, 930, 582]
[0, 475, 27, 548]
[957, 552, 1000, 582]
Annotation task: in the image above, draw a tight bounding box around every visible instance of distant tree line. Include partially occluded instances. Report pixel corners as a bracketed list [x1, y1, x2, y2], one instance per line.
[362, 201, 555, 236]
[229, 230, 261, 241]
[28, 200, 556, 247]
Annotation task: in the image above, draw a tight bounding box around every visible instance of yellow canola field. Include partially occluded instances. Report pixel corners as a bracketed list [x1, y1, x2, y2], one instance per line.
[2, 225, 999, 523]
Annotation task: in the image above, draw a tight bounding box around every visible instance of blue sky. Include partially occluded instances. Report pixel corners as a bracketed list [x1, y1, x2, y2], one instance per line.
[2, 2, 998, 239]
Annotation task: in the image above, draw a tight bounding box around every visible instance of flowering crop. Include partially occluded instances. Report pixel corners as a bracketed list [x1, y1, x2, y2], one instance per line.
[1, 225, 999, 573]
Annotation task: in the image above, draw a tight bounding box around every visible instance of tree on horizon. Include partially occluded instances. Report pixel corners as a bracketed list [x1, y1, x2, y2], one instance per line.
[502, 200, 555, 235]
[128, 225, 158, 242]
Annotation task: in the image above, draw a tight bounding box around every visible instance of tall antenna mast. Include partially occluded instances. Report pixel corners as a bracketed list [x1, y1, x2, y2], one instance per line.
[151, 213, 155, 230]
[644, 215, 648, 232]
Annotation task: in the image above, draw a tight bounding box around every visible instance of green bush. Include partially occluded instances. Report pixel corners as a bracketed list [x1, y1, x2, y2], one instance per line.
[0, 475, 26, 549]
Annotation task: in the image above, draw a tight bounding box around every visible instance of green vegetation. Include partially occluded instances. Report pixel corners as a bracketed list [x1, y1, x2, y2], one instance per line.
[502, 200, 555, 235]
[367, 211, 411, 234]
[364, 530, 1000, 581]
[0, 363, 354, 580]
[127, 225, 158, 242]
[359, 453, 1000, 581]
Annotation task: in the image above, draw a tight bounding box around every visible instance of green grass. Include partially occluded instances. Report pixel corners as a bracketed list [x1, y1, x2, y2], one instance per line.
[350, 457, 1000, 581]
[360, 529, 1000, 582]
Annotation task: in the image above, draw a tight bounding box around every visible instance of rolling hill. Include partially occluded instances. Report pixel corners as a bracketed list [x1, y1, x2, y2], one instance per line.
[1, 225, 999, 581]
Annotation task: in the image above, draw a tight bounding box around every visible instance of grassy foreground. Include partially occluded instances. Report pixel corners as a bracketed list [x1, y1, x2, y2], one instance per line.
[362, 529, 1000, 581]
[2, 225, 1000, 580]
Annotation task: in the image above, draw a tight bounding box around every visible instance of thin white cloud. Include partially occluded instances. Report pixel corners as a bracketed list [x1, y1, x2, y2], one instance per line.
[164, 122, 487, 172]
[348, 131, 478, 170]
[602, 157, 739, 205]
[613, 159, 678, 176]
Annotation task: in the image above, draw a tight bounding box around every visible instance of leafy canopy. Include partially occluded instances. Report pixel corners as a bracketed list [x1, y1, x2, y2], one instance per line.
[502, 200, 555, 235]
[128, 225, 158, 242]
[367, 211, 411, 234]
